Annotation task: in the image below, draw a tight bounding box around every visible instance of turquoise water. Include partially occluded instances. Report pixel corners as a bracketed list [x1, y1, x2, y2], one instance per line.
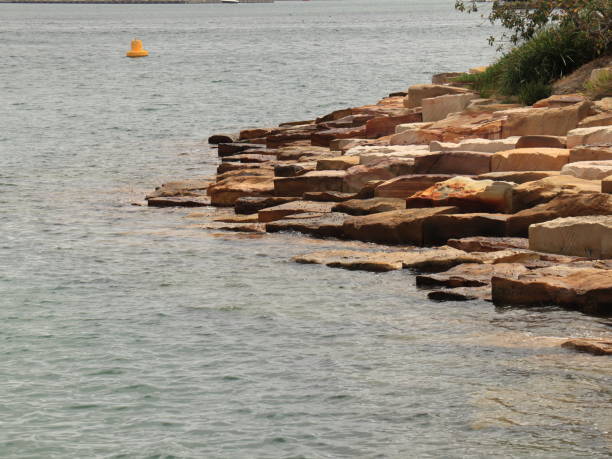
[1, 1, 611, 457]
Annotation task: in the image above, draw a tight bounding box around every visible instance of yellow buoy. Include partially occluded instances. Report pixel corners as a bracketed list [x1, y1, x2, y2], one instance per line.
[126, 39, 149, 58]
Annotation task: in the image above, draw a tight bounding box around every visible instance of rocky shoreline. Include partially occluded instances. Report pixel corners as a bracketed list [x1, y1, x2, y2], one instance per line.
[147, 67, 612, 357]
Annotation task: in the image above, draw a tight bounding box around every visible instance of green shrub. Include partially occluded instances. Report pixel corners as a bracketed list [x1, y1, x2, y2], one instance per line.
[454, 25, 601, 105]
[585, 69, 612, 99]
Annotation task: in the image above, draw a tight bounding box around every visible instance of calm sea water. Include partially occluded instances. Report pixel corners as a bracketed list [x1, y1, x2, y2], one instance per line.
[1, 1, 611, 457]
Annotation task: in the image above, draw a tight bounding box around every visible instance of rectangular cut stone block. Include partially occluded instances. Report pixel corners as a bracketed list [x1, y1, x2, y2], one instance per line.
[414, 152, 492, 175]
[374, 174, 454, 199]
[569, 145, 612, 163]
[529, 216, 612, 258]
[273, 171, 346, 197]
[365, 114, 423, 138]
[422, 213, 508, 246]
[405, 84, 471, 109]
[491, 148, 570, 172]
[258, 201, 335, 223]
[566, 126, 612, 149]
[501, 102, 592, 138]
[422, 93, 478, 122]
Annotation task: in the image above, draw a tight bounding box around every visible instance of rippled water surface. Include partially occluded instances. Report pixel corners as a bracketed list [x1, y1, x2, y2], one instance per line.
[1, 1, 611, 457]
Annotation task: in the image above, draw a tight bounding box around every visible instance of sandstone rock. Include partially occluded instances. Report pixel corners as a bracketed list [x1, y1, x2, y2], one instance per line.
[561, 338, 612, 356]
[401, 246, 483, 272]
[221, 153, 275, 164]
[365, 114, 423, 138]
[213, 214, 260, 224]
[319, 114, 374, 130]
[427, 286, 491, 302]
[422, 213, 509, 245]
[413, 152, 491, 175]
[422, 92, 478, 122]
[265, 212, 347, 238]
[501, 101, 593, 138]
[316, 108, 353, 124]
[316, 156, 360, 171]
[511, 175, 601, 212]
[431, 72, 464, 85]
[275, 144, 331, 161]
[390, 122, 435, 145]
[147, 196, 211, 207]
[266, 129, 315, 148]
[578, 112, 612, 128]
[347, 145, 430, 166]
[311, 126, 367, 148]
[234, 196, 300, 214]
[200, 222, 266, 234]
[239, 128, 273, 141]
[207, 176, 275, 207]
[258, 201, 335, 223]
[274, 171, 346, 197]
[476, 171, 559, 184]
[603, 175, 612, 194]
[507, 192, 612, 236]
[217, 163, 273, 174]
[374, 174, 453, 199]
[343, 161, 415, 193]
[491, 148, 570, 172]
[407, 177, 514, 213]
[561, 160, 612, 180]
[430, 137, 519, 153]
[566, 126, 612, 148]
[293, 249, 409, 272]
[330, 138, 371, 153]
[514, 135, 567, 149]
[146, 179, 211, 199]
[217, 143, 264, 157]
[342, 207, 458, 245]
[405, 84, 471, 109]
[532, 94, 587, 108]
[208, 133, 238, 144]
[332, 197, 406, 215]
[491, 267, 612, 314]
[569, 144, 612, 162]
[446, 236, 529, 252]
[302, 191, 358, 202]
[529, 216, 612, 258]
[274, 162, 316, 178]
[416, 263, 528, 288]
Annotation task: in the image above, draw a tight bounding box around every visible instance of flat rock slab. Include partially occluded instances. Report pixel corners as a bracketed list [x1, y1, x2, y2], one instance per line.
[213, 214, 260, 224]
[569, 144, 612, 162]
[343, 161, 416, 193]
[218, 143, 264, 157]
[511, 175, 601, 212]
[265, 212, 347, 238]
[234, 196, 300, 215]
[302, 191, 358, 202]
[529, 216, 612, 258]
[274, 171, 346, 197]
[566, 126, 612, 149]
[430, 137, 520, 153]
[316, 156, 360, 171]
[342, 206, 458, 245]
[332, 197, 406, 215]
[200, 222, 266, 233]
[258, 201, 336, 223]
[476, 171, 559, 184]
[374, 174, 454, 199]
[422, 213, 509, 246]
[446, 236, 529, 252]
[515, 135, 566, 149]
[561, 338, 612, 356]
[491, 267, 612, 314]
[413, 151, 492, 175]
[427, 286, 491, 302]
[208, 175, 275, 207]
[293, 246, 482, 273]
[507, 192, 612, 237]
[416, 263, 529, 288]
[561, 160, 612, 180]
[147, 196, 211, 207]
[491, 148, 570, 172]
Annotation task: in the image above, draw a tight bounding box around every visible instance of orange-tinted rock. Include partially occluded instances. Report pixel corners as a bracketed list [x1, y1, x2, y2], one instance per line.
[234, 196, 300, 214]
[511, 175, 601, 212]
[374, 174, 453, 199]
[316, 156, 360, 171]
[239, 128, 273, 141]
[603, 175, 612, 194]
[578, 112, 612, 128]
[476, 171, 559, 184]
[146, 179, 211, 199]
[405, 84, 472, 109]
[491, 148, 570, 172]
[417, 263, 528, 288]
[147, 196, 211, 207]
[422, 213, 509, 245]
[274, 171, 346, 197]
[514, 135, 567, 149]
[562, 338, 612, 356]
[532, 94, 587, 108]
[332, 197, 406, 215]
[265, 212, 347, 238]
[311, 126, 367, 148]
[258, 201, 336, 223]
[208, 175, 275, 207]
[446, 236, 529, 252]
[274, 162, 316, 178]
[365, 113, 423, 138]
[343, 161, 415, 193]
[507, 192, 612, 237]
[492, 267, 612, 314]
[342, 207, 458, 245]
[218, 143, 265, 157]
[266, 128, 316, 148]
[569, 144, 612, 163]
[302, 191, 358, 202]
[407, 177, 514, 213]
[500, 101, 593, 137]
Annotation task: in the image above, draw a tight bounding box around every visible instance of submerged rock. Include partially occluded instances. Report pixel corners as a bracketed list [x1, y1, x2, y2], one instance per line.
[561, 338, 612, 356]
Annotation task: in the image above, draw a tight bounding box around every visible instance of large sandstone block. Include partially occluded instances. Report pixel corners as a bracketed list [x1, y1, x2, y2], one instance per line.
[274, 171, 346, 197]
[258, 201, 335, 223]
[500, 101, 593, 138]
[430, 137, 519, 153]
[342, 207, 458, 245]
[234, 196, 300, 214]
[405, 84, 471, 109]
[207, 175, 275, 207]
[603, 175, 612, 194]
[422, 213, 509, 246]
[507, 192, 612, 236]
[347, 145, 430, 166]
[569, 144, 612, 162]
[492, 267, 612, 314]
[265, 212, 347, 238]
[413, 152, 491, 175]
[476, 171, 559, 184]
[374, 174, 453, 199]
[365, 113, 423, 138]
[511, 175, 601, 212]
[514, 135, 566, 149]
[561, 160, 612, 180]
[422, 93, 478, 122]
[407, 176, 514, 213]
[332, 197, 406, 215]
[311, 126, 367, 148]
[529, 216, 612, 258]
[491, 148, 570, 172]
[316, 156, 360, 171]
[343, 161, 415, 193]
[566, 126, 612, 148]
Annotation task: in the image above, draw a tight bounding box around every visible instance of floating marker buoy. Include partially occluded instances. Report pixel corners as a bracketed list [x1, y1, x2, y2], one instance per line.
[126, 39, 148, 58]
